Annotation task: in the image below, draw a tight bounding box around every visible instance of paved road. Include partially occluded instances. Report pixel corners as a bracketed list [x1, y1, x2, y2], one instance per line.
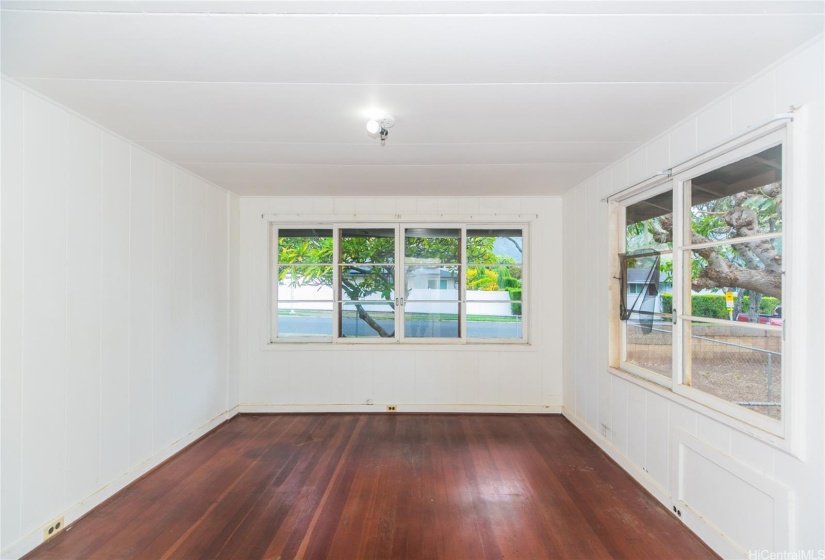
[278, 315, 522, 338]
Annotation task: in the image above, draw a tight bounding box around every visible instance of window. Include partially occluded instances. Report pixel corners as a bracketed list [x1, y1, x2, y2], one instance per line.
[614, 125, 787, 432]
[620, 187, 673, 381]
[271, 223, 527, 344]
[274, 229, 334, 339]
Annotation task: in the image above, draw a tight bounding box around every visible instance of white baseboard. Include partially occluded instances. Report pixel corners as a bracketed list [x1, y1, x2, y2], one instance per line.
[561, 407, 742, 559]
[239, 403, 561, 414]
[1, 408, 238, 560]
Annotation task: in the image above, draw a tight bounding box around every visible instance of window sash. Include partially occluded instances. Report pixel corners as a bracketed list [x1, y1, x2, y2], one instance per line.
[271, 222, 528, 344]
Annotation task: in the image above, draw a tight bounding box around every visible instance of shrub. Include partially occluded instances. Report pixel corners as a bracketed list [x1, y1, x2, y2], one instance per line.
[659, 293, 780, 317]
[507, 288, 522, 316]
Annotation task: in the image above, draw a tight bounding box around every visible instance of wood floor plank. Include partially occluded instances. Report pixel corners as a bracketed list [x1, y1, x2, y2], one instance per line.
[25, 414, 719, 560]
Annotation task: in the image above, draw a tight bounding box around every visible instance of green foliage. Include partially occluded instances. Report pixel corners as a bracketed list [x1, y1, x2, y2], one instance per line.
[502, 276, 520, 289]
[659, 293, 780, 317]
[507, 288, 522, 316]
[741, 296, 780, 315]
[467, 268, 499, 291]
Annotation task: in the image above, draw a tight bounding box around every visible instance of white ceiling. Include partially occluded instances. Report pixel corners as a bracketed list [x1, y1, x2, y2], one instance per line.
[2, 1, 823, 196]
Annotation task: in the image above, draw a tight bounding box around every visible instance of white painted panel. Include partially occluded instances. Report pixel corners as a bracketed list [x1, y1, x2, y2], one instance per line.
[477, 355, 501, 405]
[626, 383, 646, 469]
[322, 353, 350, 404]
[697, 98, 732, 151]
[1, 80, 26, 548]
[610, 159, 629, 192]
[372, 352, 394, 404]
[646, 136, 670, 177]
[20, 92, 69, 534]
[392, 350, 417, 404]
[168, 171, 192, 437]
[670, 403, 697, 436]
[99, 133, 131, 485]
[680, 445, 778, 551]
[696, 415, 730, 455]
[455, 351, 480, 404]
[457, 198, 480, 215]
[775, 39, 824, 113]
[415, 198, 438, 215]
[669, 117, 698, 165]
[626, 149, 647, 185]
[436, 198, 460, 215]
[645, 394, 669, 489]
[333, 198, 356, 215]
[65, 115, 103, 506]
[350, 351, 374, 405]
[730, 431, 775, 477]
[190, 179, 208, 419]
[610, 378, 628, 455]
[353, 197, 377, 215]
[520, 357, 543, 406]
[368, 196, 394, 215]
[228, 193, 241, 410]
[128, 148, 154, 465]
[291, 352, 333, 404]
[209, 186, 230, 415]
[151, 160, 175, 451]
[414, 353, 438, 404]
[732, 72, 775, 131]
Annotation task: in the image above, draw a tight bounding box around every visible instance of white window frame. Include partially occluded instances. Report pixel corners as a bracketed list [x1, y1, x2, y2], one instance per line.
[270, 220, 529, 345]
[671, 127, 788, 437]
[270, 224, 336, 343]
[616, 180, 675, 387]
[609, 118, 795, 445]
[335, 223, 401, 345]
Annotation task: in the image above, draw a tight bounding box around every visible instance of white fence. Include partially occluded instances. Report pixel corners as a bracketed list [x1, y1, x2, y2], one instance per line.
[279, 285, 516, 316]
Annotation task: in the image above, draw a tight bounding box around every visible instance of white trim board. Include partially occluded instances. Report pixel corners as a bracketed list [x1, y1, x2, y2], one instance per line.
[240, 404, 560, 414]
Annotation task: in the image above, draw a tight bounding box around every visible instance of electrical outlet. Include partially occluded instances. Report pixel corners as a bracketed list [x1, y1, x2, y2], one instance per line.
[386, 405, 397, 412]
[43, 517, 64, 541]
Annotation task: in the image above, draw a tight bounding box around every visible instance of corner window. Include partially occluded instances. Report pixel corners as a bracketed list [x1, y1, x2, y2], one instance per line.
[613, 125, 787, 432]
[271, 223, 528, 344]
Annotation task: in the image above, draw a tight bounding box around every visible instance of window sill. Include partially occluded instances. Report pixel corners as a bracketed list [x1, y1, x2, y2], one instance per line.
[264, 341, 535, 351]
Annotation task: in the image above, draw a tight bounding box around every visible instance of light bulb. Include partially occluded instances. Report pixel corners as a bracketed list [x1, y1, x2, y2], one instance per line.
[366, 119, 381, 134]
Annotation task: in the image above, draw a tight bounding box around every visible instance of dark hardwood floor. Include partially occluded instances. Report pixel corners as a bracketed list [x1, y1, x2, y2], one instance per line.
[26, 414, 717, 559]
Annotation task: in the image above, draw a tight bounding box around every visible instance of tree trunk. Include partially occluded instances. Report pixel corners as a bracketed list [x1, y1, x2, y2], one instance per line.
[354, 303, 393, 337]
[748, 292, 762, 323]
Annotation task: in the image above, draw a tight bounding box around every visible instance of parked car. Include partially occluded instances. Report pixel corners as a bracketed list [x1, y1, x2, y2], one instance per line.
[736, 311, 782, 326]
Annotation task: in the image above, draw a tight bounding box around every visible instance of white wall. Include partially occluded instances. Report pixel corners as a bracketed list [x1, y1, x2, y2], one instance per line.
[0, 80, 241, 558]
[562, 38, 824, 557]
[239, 196, 562, 412]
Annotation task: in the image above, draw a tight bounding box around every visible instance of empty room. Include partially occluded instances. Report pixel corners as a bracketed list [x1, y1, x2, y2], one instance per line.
[1, 1, 823, 559]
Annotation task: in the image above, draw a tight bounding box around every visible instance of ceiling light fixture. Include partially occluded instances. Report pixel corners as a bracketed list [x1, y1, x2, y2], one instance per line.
[365, 115, 394, 147]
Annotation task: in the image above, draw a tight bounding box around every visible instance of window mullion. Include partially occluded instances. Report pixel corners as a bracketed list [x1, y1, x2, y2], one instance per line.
[332, 225, 341, 342]
[396, 224, 403, 342]
[672, 180, 686, 391]
[460, 225, 467, 343]
[271, 225, 279, 342]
